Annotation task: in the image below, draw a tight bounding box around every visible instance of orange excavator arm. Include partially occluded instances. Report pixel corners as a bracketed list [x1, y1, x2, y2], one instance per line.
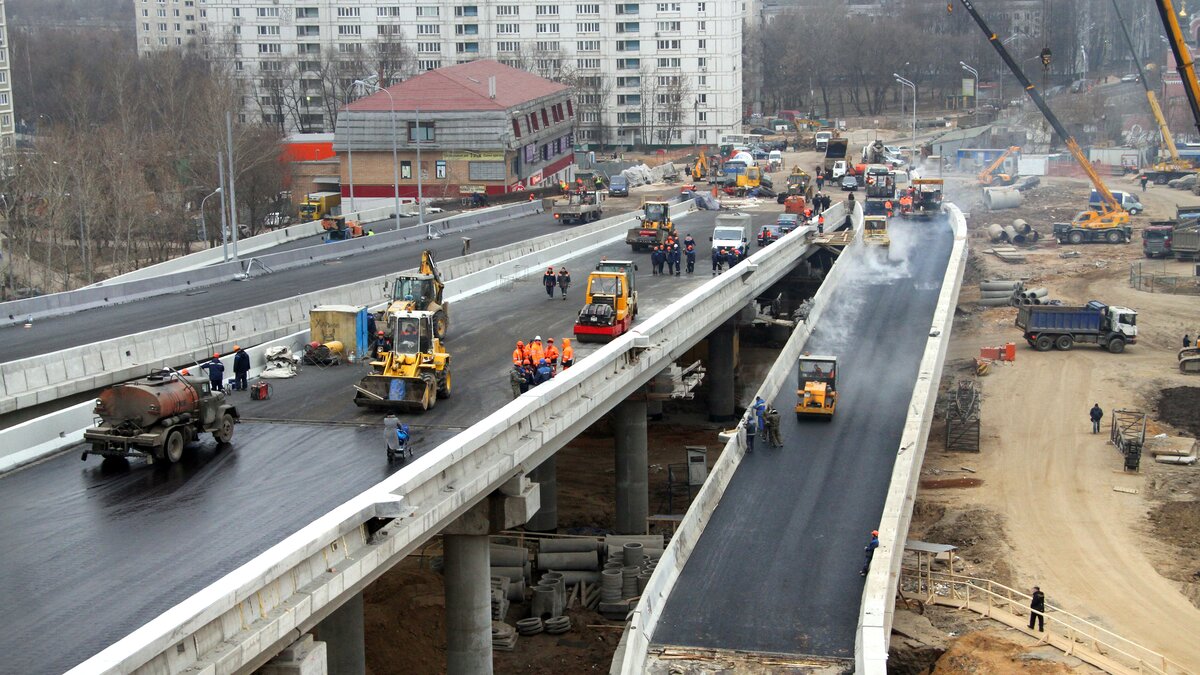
[977, 146, 1021, 185]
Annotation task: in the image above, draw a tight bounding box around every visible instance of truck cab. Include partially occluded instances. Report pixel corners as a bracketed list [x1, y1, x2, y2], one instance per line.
[711, 213, 751, 260]
[815, 131, 833, 152]
[1142, 225, 1174, 258]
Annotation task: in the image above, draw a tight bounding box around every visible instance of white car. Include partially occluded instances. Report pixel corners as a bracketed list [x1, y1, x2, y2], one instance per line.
[831, 161, 848, 179]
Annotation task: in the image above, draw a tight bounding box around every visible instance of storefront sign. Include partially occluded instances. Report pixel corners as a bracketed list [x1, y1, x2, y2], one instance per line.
[528, 171, 543, 186]
[443, 150, 506, 161]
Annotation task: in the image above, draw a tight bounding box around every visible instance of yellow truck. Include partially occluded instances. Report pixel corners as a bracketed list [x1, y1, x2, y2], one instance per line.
[298, 191, 342, 221]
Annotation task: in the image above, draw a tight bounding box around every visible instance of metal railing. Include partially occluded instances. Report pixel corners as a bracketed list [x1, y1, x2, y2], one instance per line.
[900, 567, 1189, 675]
[1128, 261, 1200, 295]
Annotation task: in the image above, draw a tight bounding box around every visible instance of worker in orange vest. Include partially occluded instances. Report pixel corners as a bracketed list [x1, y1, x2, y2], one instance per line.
[544, 338, 560, 374]
[512, 340, 527, 366]
[884, 199, 894, 217]
[561, 338, 575, 369]
[528, 336, 545, 363]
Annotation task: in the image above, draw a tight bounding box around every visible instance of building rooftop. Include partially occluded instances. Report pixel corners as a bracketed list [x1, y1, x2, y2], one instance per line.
[344, 60, 569, 114]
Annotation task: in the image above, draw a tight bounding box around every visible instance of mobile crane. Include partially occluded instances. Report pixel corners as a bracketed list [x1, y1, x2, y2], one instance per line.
[1112, 0, 1193, 185]
[976, 146, 1021, 186]
[954, 0, 1131, 244]
[1154, 0, 1200, 139]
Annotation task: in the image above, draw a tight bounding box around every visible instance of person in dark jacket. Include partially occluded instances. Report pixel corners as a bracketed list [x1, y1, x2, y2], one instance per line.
[201, 354, 226, 392]
[860, 530, 880, 576]
[650, 246, 664, 275]
[1028, 586, 1046, 631]
[542, 267, 557, 299]
[556, 267, 571, 300]
[1090, 403, 1104, 433]
[685, 244, 696, 274]
[535, 359, 553, 384]
[668, 245, 682, 276]
[232, 345, 250, 391]
[1184, 334, 1192, 348]
[712, 248, 723, 275]
[510, 364, 526, 398]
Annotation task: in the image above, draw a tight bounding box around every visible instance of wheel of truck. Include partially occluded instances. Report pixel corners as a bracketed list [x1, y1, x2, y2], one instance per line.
[1155, 175, 1169, 185]
[1108, 338, 1126, 354]
[1055, 335, 1074, 351]
[1105, 230, 1122, 243]
[213, 413, 235, 444]
[1067, 231, 1084, 245]
[432, 310, 449, 339]
[1034, 335, 1054, 351]
[422, 373, 438, 409]
[164, 430, 185, 464]
[437, 367, 452, 399]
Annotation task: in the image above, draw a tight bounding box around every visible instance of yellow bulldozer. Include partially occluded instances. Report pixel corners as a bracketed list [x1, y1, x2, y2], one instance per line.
[353, 310, 451, 412]
[795, 354, 838, 420]
[382, 250, 449, 338]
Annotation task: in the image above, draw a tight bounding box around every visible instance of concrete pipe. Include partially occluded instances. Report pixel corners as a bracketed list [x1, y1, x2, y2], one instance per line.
[979, 280, 1023, 291]
[600, 569, 623, 602]
[1156, 454, 1198, 465]
[1023, 287, 1048, 298]
[621, 566, 639, 599]
[622, 542, 645, 567]
[985, 187, 1023, 210]
[489, 546, 529, 567]
[542, 574, 566, 608]
[987, 223, 1006, 242]
[980, 289, 1017, 299]
[537, 551, 599, 571]
[539, 538, 603, 554]
[506, 577, 525, 602]
[977, 296, 1014, 307]
[1002, 225, 1019, 243]
[490, 566, 527, 581]
[603, 561, 624, 571]
[548, 570, 602, 585]
[531, 584, 563, 620]
[637, 573, 651, 594]
[1013, 218, 1030, 233]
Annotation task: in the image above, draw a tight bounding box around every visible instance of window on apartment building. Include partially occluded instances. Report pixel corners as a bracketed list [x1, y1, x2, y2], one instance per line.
[617, 94, 640, 106]
[657, 57, 681, 67]
[696, 94, 707, 104]
[577, 94, 599, 105]
[496, 23, 519, 33]
[528, 112, 539, 130]
[297, 61, 319, 72]
[697, 57, 707, 68]
[697, 2, 707, 11]
[234, 61, 243, 71]
[260, 60, 283, 71]
[339, 25, 362, 36]
[455, 5, 478, 17]
[580, 111, 599, 123]
[616, 58, 639, 70]
[541, 109, 550, 126]
[141, 9, 148, 16]
[298, 43, 321, 54]
[577, 58, 600, 70]
[419, 59, 442, 70]
[158, 37, 168, 45]
[617, 76, 640, 87]
[185, 14, 194, 21]
[536, 23, 559, 33]
[656, 2, 681, 10]
[158, 22, 168, 30]
[407, 121, 436, 142]
[496, 41, 520, 52]
[173, 9, 180, 16]
[535, 5, 559, 15]
[697, 21, 706, 31]
[657, 21, 681, 31]
[512, 118, 523, 138]
[697, 39, 706, 50]
[174, 23, 182, 30]
[296, 7, 319, 19]
[143, 22, 150, 30]
[535, 41, 559, 51]
[656, 93, 681, 105]
[232, 9, 240, 17]
[616, 4, 639, 15]
[697, 75, 707, 87]
[417, 42, 441, 52]
[657, 39, 681, 50]
[258, 25, 280, 36]
[297, 26, 319, 37]
[378, 7, 402, 17]
[456, 24, 478, 35]
[416, 6, 440, 16]
[456, 42, 479, 53]
[496, 4, 519, 15]
[616, 22, 639, 33]
[417, 24, 440, 34]
[157, 9, 166, 17]
[336, 7, 361, 18]
[697, 111, 707, 122]
[578, 3, 600, 12]
[257, 7, 280, 17]
[616, 40, 639, 51]
[338, 43, 363, 53]
[657, 76, 678, 86]
[578, 76, 601, 88]
[577, 22, 599, 32]
[617, 112, 641, 124]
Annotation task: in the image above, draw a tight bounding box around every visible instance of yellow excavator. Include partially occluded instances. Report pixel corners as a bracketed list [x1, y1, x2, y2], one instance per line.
[976, 146, 1021, 186]
[795, 355, 838, 420]
[354, 310, 451, 412]
[382, 250, 449, 338]
[955, 0, 1131, 244]
[691, 150, 709, 181]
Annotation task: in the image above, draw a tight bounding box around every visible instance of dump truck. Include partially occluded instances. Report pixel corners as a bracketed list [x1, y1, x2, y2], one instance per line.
[574, 261, 638, 343]
[1015, 301, 1138, 353]
[82, 369, 239, 465]
[1142, 224, 1174, 258]
[354, 310, 451, 412]
[815, 131, 833, 152]
[822, 138, 849, 173]
[1170, 223, 1200, 260]
[795, 355, 838, 420]
[862, 215, 890, 246]
[626, 201, 676, 251]
[552, 189, 605, 224]
[299, 192, 341, 221]
[382, 250, 449, 338]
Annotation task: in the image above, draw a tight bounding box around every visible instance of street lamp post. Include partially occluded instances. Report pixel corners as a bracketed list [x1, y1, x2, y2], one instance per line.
[960, 61, 979, 127]
[416, 107, 432, 239]
[354, 79, 402, 232]
[199, 187, 222, 246]
[894, 74, 917, 167]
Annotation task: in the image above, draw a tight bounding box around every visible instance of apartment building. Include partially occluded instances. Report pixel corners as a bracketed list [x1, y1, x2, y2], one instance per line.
[134, 0, 205, 54]
[0, 0, 13, 155]
[150, 0, 744, 146]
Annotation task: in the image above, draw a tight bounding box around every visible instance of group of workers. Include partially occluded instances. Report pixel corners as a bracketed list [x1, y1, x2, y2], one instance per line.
[509, 336, 576, 398]
[742, 395, 783, 451]
[542, 267, 572, 300]
[649, 233, 698, 276]
[195, 345, 251, 392]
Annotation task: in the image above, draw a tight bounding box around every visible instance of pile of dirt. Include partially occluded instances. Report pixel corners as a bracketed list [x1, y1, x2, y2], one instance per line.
[928, 630, 1076, 674]
[924, 507, 1005, 550]
[364, 563, 447, 674]
[1149, 501, 1200, 549]
[1155, 387, 1200, 438]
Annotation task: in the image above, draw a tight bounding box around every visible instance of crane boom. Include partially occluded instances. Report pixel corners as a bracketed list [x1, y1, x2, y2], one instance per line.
[977, 146, 1021, 185]
[1154, 0, 1200, 136]
[955, 0, 1126, 223]
[1112, 0, 1186, 168]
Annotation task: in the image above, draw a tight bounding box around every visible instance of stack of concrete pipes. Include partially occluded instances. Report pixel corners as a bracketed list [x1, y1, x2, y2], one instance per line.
[983, 186, 1023, 210]
[978, 279, 1057, 307]
[986, 219, 1040, 244]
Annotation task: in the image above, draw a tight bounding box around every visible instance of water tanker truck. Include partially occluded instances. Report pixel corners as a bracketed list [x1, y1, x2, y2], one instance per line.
[82, 369, 239, 465]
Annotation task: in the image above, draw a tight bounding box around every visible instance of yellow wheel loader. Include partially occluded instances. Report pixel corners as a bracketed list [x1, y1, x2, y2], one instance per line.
[354, 311, 451, 412]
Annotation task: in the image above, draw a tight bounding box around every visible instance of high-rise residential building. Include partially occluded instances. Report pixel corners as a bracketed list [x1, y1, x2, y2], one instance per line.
[134, 0, 205, 55]
[138, 0, 744, 145]
[0, 0, 13, 155]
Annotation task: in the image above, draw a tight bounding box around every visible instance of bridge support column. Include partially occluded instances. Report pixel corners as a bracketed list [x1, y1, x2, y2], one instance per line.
[614, 396, 649, 535]
[260, 634, 327, 675]
[707, 323, 737, 422]
[314, 592, 364, 675]
[444, 533, 493, 675]
[526, 456, 558, 532]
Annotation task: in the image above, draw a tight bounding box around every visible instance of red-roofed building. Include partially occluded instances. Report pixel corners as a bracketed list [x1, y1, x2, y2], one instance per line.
[333, 60, 576, 202]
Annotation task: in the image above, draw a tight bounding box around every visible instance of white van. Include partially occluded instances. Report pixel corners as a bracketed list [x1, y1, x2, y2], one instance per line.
[1089, 189, 1143, 215]
[832, 160, 848, 179]
[711, 212, 751, 260]
[893, 169, 911, 192]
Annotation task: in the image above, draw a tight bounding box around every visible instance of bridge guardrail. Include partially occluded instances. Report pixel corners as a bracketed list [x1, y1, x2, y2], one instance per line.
[67, 200, 810, 675]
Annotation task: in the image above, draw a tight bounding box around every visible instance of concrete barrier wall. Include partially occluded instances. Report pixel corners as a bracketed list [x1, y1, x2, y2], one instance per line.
[615, 203, 859, 673]
[0, 202, 541, 327]
[855, 205, 968, 673]
[66, 199, 820, 675]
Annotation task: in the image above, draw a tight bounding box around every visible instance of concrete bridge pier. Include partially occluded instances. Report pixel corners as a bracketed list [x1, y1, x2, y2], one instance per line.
[707, 323, 737, 423]
[614, 395, 649, 535]
[442, 475, 540, 674]
[260, 634, 327, 675]
[525, 456, 558, 532]
[313, 592, 365, 675]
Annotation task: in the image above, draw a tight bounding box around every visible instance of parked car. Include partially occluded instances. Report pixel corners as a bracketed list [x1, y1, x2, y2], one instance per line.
[751, 148, 770, 160]
[757, 223, 784, 247]
[775, 213, 800, 233]
[751, 127, 775, 135]
[608, 174, 629, 197]
[1120, 74, 1139, 83]
[1169, 174, 1198, 191]
[840, 174, 859, 191]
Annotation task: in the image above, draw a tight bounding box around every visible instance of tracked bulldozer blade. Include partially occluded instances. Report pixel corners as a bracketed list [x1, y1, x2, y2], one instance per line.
[353, 374, 436, 412]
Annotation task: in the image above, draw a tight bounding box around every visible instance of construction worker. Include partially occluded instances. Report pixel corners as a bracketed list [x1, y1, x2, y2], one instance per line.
[815, 173, 825, 191]
[232, 345, 250, 391]
[752, 396, 767, 431]
[685, 244, 696, 274]
[817, 214, 825, 233]
[560, 179, 569, 194]
[884, 199, 893, 217]
[544, 338, 560, 373]
[375, 330, 392, 358]
[712, 247, 724, 275]
[535, 359, 553, 384]
[650, 246, 662, 275]
[201, 354, 226, 392]
[543, 267, 557, 299]
[743, 411, 758, 452]
[683, 233, 695, 249]
[560, 338, 575, 369]
[557, 267, 571, 301]
[668, 245, 681, 276]
[529, 336, 545, 363]
[860, 530, 880, 576]
[766, 406, 782, 447]
[384, 413, 401, 455]
[510, 364, 526, 398]
[522, 360, 536, 390]
[512, 340, 527, 366]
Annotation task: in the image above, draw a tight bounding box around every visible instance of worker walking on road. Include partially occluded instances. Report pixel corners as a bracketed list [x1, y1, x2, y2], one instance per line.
[765, 406, 782, 447]
[232, 345, 250, 391]
[669, 245, 682, 277]
[510, 364, 525, 398]
[1184, 334, 1192, 348]
[543, 267, 557, 299]
[201, 354, 226, 392]
[712, 248, 724, 275]
[1028, 587, 1046, 632]
[557, 267, 571, 300]
[1139, 174, 1149, 192]
[685, 244, 696, 274]
[860, 530, 880, 576]
[1089, 403, 1104, 434]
